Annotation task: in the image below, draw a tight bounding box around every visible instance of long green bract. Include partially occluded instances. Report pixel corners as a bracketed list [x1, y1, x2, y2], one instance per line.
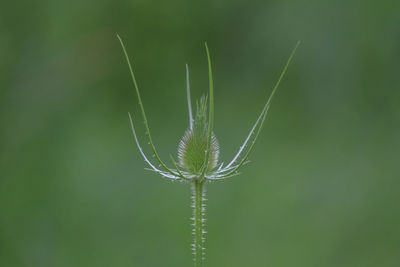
[210, 41, 301, 180]
[117, 35, 180, 179]
[200, 43, 215, 178]
[186, 64, 194, 130]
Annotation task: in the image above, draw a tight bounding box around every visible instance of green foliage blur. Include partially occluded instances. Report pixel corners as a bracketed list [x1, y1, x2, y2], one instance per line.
[1, 0, 399, 266]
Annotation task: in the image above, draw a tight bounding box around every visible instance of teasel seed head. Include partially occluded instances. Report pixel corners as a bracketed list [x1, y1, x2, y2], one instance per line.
[178, 95, 219, 174]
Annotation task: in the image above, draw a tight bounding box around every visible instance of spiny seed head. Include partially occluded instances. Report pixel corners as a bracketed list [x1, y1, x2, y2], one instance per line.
[178, 95, 219, 174]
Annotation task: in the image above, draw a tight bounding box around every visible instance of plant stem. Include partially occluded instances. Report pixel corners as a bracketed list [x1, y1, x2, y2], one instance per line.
[192, 179, 206, 266]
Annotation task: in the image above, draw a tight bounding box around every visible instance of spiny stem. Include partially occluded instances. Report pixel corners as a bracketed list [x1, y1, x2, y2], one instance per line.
[192, 179, 206, 266]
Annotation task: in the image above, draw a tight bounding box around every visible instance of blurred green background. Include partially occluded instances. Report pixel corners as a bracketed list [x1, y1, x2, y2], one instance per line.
[1, 0, 399, 266]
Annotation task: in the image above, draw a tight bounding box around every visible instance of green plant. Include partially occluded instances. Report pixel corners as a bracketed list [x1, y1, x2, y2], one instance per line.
[117, 35, 299, 266]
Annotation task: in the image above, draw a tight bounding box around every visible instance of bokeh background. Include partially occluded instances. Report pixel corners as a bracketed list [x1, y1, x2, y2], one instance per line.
[1, 0, 399, 266]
